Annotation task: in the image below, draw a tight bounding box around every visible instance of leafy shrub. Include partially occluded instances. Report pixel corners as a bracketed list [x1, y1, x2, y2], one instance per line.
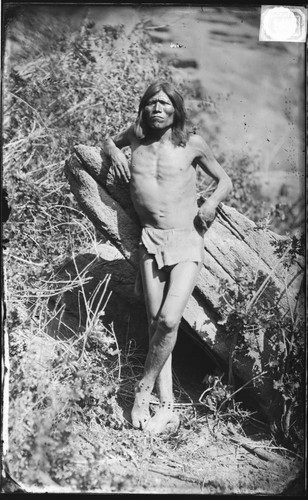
[6, 291, 127, 490]
[217, 234, 305, 453]
[3, 12, 175, 312]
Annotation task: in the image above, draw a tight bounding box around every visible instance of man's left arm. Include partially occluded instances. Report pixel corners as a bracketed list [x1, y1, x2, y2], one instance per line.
[191, 135, 233, 230]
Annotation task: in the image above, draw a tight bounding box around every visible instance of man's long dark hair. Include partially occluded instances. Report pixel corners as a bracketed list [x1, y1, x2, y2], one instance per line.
[134, 81, 189, 146]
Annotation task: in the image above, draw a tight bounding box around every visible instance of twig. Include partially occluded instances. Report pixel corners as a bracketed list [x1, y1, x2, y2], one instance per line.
[108, 322, 122, 381]
[5, 253, 45, 267]
[9, 91, 48, 129]
[150, 400, 210, 408]
[229, 436, 285, 463]
[284, 267, 294, 325]
[3, 137, 27, 150]
[245, 245, 291, 312]
[144, 24, 169, 30]
[147, 464, 201, 485]
[252, 445, 303, 461]
[216, 371, 268, 414]
[253, 232, 266, 286]
[48, 96, 92, 126]
[26, 161, 65, 175]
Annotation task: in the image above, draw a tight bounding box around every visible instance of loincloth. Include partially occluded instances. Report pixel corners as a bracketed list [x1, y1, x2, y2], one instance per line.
[140, 226, 205, 270]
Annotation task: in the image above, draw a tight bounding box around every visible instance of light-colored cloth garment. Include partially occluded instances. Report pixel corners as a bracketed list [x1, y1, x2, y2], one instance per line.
[140, 226, 205, 269]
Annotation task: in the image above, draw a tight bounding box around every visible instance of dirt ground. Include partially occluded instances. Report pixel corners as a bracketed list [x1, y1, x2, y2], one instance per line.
[66, 410, 304, 495]
[67, 432, 303, 495]
[3, 333, 304, 495]
[5, 399, 304, 495]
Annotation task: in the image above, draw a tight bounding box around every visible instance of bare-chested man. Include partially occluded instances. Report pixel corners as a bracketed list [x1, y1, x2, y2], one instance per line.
[102, 81, 232, 434]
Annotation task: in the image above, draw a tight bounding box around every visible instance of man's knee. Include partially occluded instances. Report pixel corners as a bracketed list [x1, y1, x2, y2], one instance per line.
[157, 312, 180, 334]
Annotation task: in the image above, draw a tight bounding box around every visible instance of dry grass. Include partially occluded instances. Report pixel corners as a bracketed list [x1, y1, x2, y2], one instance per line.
[4, 239, 304, 493]
[5, 293, 303, 493]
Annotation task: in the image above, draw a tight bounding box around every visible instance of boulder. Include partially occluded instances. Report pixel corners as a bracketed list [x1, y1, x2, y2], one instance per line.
[50, 144, 304, 423]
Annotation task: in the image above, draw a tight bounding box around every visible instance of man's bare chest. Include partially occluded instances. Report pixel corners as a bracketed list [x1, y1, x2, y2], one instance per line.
[131, 142, 194, 178]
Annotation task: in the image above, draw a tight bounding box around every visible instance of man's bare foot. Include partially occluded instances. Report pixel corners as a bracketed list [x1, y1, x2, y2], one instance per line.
[145, 401, 179, 435]
[131, 381, 151, 430]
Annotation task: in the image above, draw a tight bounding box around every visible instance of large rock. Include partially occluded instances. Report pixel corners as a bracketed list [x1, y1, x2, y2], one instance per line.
[56, 144, 304, 423]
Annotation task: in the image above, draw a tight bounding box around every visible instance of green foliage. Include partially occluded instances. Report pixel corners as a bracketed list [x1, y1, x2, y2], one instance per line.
[3, 15, 174, 310]
[199, 374, 250, 423]
[197, 149, 303, 235]
[272, 233, 305, 270]
[217, 235, 305, 452]
[7, 292, 127, 490]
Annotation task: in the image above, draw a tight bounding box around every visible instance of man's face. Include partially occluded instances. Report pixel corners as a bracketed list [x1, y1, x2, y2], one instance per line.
[144, 91, 175, 130]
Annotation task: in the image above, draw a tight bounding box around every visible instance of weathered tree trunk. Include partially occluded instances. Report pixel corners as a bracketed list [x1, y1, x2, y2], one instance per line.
[59, 144, 304, 422]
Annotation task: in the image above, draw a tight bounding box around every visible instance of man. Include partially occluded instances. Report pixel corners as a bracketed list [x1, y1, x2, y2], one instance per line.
[102, 81, 232, 434]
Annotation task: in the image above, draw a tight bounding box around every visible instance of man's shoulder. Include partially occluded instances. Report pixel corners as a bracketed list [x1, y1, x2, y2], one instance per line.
[187, 133, 207, 151]
[126, 123, 137, 139]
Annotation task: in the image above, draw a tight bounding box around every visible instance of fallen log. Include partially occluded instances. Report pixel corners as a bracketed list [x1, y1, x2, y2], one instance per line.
[56, 144, 304, 423]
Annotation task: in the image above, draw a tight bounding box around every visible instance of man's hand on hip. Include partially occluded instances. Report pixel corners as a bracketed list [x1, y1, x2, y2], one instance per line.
[194, 199, 217, 231]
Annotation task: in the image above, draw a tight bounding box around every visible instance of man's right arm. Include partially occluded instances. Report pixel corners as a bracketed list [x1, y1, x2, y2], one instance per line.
[102, 124, 135, 183]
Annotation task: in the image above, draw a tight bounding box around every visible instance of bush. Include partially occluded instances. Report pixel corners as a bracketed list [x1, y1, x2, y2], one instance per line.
[217, 234, 305, 453]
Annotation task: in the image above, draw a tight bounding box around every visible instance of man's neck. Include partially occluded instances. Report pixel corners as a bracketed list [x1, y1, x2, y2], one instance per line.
[147, 126, 172, 143]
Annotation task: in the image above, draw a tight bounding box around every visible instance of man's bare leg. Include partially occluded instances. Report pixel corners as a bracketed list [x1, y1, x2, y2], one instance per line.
[131, 248, 168, 430]
[132, 251, 202, 433]
[145, 261, 201, 434]
[146, 353, 180, 434]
